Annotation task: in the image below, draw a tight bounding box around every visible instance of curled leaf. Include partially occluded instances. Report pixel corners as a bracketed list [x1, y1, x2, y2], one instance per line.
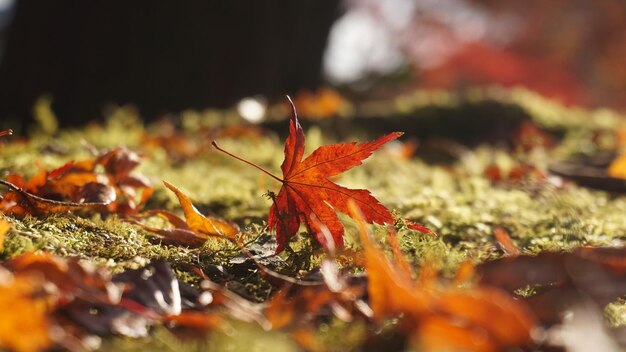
[163, 181, 239, 239]
[0, 179, 110, 216]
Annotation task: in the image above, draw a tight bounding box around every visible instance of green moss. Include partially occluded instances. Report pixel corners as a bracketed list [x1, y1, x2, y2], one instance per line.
[605, 300, 626, 328]
[312, 318, 369, 352]
[100, 321, 300, 352]
[1, 215, 195, 271]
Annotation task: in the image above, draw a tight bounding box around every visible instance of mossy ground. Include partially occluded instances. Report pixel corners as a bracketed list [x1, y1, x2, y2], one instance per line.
[2, 89, 626, 350]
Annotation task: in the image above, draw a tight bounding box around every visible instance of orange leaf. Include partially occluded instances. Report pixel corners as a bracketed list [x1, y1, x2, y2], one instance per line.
[493, 227, 521, 256]
[265, 287, 296, 329]
[293, 87, 347, 119]
[163, 181, 238, 239]
[0, 218, 9, 252]
[608, 153, 626, 179]
[349, 201, 423, 318]
[349, 200, 536, 351]
[164, 311, 223, 330]
[425, 288, 536, 350]
[0, 271, 52, 352]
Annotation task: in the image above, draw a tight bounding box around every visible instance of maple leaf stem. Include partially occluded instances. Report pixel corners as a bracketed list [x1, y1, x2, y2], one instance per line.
[211, 141, 283, 183]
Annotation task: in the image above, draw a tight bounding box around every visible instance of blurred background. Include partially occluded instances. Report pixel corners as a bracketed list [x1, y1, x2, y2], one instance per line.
[0, 0, 625, 131]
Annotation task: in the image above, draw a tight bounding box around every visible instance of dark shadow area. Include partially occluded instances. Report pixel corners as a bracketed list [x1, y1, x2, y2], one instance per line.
[0, 0, 340, 130]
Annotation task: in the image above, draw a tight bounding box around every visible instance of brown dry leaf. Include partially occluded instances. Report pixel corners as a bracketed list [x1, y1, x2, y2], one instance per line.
[0, 179, 110, 216]
[264, 283, 362, 330]
[141, 119, 201, 162]
[351, 202, 416, 319]
[194, 280, 269, 329]
[128, 219, 208, 247]
[478, 246, 626, 326]
[0, 253, 221, 348]
[95, 147, 153, 214]
[0, 147, 152, 216]
[128, 209, 208, 247]
[5, 252, 120, 304]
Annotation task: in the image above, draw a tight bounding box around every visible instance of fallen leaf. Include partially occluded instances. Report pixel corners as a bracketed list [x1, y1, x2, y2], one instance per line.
[0, 147, 152, 216]
[0, 179, 110, 216]
[493, 227, 520, 256]
[128, 183, 239, 247]
[349, 200, 537, 352]
[127, 218, 208, 247]
[293, 87, 347, 119]
[213, 97, 429, 252]
[477, 247, 626, 326]
[513, 121, 555, 152]
[0, 218, 9, 252]
[113, 260, 184, 316]
[608, 153, 626, 179]
[5, 252, 121, 304]
[164, 311, 224, 330]
[0, 269, 52, 352]
[163, 181, 239, 239]
[95, 147, 153, 214]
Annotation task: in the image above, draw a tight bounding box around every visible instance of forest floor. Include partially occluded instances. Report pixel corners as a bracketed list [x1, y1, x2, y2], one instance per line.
[2, 88, 626, 351]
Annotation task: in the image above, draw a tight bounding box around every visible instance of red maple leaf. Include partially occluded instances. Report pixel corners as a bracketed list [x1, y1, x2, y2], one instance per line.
[213, 98, 430, 252]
